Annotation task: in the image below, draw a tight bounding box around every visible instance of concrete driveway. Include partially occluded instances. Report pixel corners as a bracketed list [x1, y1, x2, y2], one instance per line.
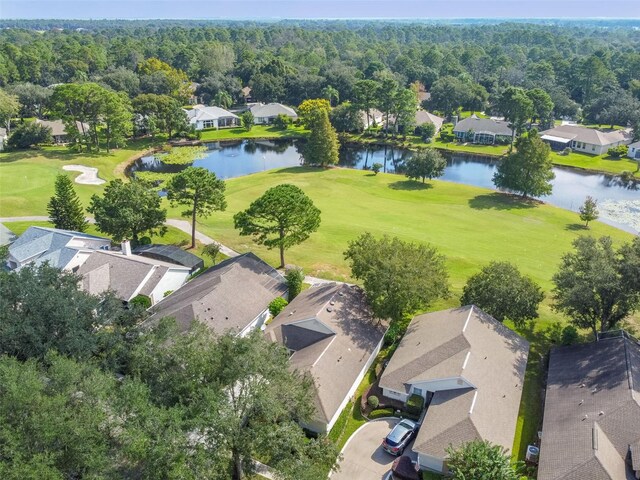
[332, 418, 417, 480]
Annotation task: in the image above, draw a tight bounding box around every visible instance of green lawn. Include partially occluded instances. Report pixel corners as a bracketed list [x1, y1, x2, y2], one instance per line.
[198, 124, 308, 142]
[550, 150, 639, 176]
[0, 138, 161, 217]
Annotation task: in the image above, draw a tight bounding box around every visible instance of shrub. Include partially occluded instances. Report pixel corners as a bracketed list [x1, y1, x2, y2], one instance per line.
[415, 123, 436, 141]
[406, 394, 424, 416]
[372, 162, 383, 175]
[163, 290, 173, 298]
[273, 114, 292, 130]
[607, 145, 628, 159]
[562, 147, 572, 156]
[285, 266, 304, 300]
[367, 395, 379, 408]
[620, 171, 634, 182]
[561, 325, 579, 345]
[129, 295, 151, 309]
[240, 111, 254, 131]
[202, 243, 221, 265]
[138, 236, 152, 245]
[439, 129, 455, 142]
[269, 297, 288, 317]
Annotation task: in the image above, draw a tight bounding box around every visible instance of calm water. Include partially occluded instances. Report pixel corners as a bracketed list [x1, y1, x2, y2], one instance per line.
[129, 139, 639, 233]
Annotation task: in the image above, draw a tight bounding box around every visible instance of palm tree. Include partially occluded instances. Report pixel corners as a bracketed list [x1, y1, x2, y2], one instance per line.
[213, 91, 233, 109]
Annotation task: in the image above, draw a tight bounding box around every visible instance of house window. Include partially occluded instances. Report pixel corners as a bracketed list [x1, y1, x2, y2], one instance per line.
[413, 387, 423, 397]
[592, 145, 596, 152]
[202, 120, 216, 128]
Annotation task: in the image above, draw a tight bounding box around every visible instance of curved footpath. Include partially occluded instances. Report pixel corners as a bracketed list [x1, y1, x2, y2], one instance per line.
[0, 216, 335, 286]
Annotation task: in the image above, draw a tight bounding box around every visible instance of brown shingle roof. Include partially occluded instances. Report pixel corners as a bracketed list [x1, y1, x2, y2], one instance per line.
[265, 283, 386, 426]
[148, 253, 287, 334]
[380, 306, 529, 459]
[538, 336, 640, 480]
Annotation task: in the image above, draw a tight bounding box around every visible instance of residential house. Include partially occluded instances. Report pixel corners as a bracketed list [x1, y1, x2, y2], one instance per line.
[249, 103, 298, 124]
[415, 110, 444, 133]
[452, 115, 514, 145]
[147, 252, 287, 336]
[6, 226, 110, 271]
[264, 283, 386, 434]
[360, 108, 384, 128]
[540, 124, 632, 155]
[35, 119, 90, 144]
[378, 306, 529, 474]
[77, 242, 191, 305]
[537, 332, 640, 480]
[133, 244, 204, 274]
[0, 127, 7, 151]
[185, 105, 239, 130]
[628, 141, 640, 160]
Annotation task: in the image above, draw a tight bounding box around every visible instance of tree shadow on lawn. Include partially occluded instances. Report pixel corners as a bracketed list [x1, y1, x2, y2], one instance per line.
[565, 223, 588, 231]
[468, 192, 539, 211]
[388, 180, 433, 191]
[267, 166, 327, 175]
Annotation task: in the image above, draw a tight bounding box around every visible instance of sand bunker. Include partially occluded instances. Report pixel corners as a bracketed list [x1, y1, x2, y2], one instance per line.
[62, 165, 105, 185]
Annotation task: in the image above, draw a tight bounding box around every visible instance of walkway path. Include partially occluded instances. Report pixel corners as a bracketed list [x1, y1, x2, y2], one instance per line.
[62, 165, 106, 185]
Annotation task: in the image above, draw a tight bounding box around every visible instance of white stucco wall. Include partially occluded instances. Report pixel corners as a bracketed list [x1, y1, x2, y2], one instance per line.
[382, 387, 409, 403]
[64, 250, 93, 272]
[66, 237, 111, 250]
[238, 309, 271, 337]
[409, 377, 475, 397]
[149, 268, 191, 305]
[417, 453, 445, 473]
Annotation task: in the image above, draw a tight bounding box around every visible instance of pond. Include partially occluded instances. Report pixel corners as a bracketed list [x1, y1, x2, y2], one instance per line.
[128, 139, 640, 233]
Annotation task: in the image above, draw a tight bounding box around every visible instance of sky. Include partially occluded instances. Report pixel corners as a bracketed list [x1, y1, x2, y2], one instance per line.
[1, 0, 640, 20]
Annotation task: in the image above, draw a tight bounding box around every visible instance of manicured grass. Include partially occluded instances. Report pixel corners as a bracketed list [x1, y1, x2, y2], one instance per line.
[550, 150, 639, 177]
[198, 124, 308, 142]
[0, 138, 161, 217]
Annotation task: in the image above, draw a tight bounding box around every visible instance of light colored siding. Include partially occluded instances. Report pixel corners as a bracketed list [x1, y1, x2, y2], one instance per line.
[382, 388, 408, 403]
[149, 268, 191, 305]
[417, 453, 444, 473]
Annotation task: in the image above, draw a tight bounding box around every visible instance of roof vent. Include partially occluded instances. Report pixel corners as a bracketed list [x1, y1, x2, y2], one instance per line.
[583, 414, 588, 421]
[599, 411, 604, 416]
[579, 399, 584, 405]
[327, 307, 333, 312]
[330, 301, 335, 306]
[591, 388, 598, 393]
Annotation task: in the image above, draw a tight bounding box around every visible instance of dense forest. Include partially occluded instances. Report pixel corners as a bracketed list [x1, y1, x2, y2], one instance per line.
[1, 21, 639, 125]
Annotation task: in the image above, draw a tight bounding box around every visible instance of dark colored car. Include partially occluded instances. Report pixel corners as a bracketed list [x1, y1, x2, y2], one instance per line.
[381, 419, 417, 456]
[384, 455, 420, 480]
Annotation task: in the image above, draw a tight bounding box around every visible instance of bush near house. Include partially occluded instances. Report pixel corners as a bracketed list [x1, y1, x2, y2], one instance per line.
[406, 393, 424, 416]
[269, 297, 288, 317]
[130, 294, 151, 309]
[607, 145, 628, 158]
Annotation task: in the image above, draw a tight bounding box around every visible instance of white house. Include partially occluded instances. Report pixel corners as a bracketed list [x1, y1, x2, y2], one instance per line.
[185, 105, 239, 130]
[540, 124, 632, 155]
[6, 226, 111, 271]
[264, 283, 386, 434]
[146, 252, 287, 335]
[378, 306, 529, 474]
[628, 141, 640, 160]
[249, 103, 298, 124]
[77, 242, 191, 306]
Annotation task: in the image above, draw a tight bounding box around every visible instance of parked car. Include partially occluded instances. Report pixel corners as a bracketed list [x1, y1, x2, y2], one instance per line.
[382, 419, 417, 455]
[384, 455, 420, 480]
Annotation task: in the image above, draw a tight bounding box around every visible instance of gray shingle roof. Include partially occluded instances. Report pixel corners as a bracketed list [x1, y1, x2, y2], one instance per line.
[380, 306, 529, 459]
[415, 110, 444, 130]
[133, 244, 204, 271]
[35, 119, 89, 137]
[538, 336, 640, 480]
[8, 226, 109, 268]
[147, 252, 287, 334]
[186, 105, 239, 121]
[453, 116, 514, 136]
[250, 103, 297, 119]
[265, 283, 386, 426]
[0, 223, 17, 246]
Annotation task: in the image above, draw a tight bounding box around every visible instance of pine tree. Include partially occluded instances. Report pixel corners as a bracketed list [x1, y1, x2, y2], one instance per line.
[47, 174, 87, 232]
[579, 196, 599, 227]
[304, 109, 340, 166]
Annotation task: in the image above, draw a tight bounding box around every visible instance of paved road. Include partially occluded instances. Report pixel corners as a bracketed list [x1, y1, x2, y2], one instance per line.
[332, 418, 417, 480]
